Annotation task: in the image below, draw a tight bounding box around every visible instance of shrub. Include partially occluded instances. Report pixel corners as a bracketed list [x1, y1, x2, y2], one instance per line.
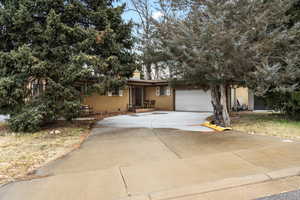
[60, 100, 81, 121]
[8, 107, 45, 132]
[266, 91, 300, 119]
[8, 98, 82, 132]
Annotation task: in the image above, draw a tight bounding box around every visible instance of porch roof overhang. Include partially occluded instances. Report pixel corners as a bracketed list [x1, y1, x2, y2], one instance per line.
[127, 79, 169, 86]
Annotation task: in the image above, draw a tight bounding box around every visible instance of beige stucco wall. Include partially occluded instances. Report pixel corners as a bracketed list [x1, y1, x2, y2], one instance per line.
[236, 87, 249, 106]
[145, 87, 174, 111]
[83, 86, 174, 112]
[248, 89, 254, 110]
[83, 89, 129, 113]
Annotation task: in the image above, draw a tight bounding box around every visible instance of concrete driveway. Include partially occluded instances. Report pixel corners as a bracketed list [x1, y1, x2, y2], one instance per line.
[98, 111, 213, 131]
[1, 112, 300, 200]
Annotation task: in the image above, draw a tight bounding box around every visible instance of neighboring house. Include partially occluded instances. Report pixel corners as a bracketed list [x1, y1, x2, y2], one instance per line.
[83, 70, 215, 113]
[232, 87, 269, 111]
[249, 90, 269, 111]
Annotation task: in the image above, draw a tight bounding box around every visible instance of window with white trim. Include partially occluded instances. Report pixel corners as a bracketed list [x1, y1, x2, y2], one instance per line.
[108, 88, 123, 96]
[160, 86, 168, 96]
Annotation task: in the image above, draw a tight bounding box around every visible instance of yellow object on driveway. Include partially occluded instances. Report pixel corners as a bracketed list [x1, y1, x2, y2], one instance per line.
[201, 121, 232, 131]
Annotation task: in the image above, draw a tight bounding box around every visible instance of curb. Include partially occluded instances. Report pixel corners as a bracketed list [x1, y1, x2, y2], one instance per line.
[266, 166, 300, 179]
[150, 174, 269, 200]
[119, 194, 150, 200]
[149, 167, 300, 200]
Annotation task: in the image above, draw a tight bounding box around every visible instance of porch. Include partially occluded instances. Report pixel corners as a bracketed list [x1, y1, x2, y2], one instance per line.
[127, 79, 172, 112]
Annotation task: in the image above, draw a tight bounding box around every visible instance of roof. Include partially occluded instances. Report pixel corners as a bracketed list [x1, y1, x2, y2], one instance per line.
[127, 79, 169, 86]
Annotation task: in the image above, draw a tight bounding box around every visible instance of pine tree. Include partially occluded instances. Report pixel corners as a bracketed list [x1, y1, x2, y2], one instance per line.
[0, 0, 135, 132]
[156, 0, 300, 126]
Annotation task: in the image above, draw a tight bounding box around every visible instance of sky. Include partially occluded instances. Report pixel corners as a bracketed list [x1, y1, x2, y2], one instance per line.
[115, 0, 163, 23]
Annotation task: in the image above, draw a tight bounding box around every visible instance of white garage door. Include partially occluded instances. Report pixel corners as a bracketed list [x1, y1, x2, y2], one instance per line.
[175, 90, 213, 112]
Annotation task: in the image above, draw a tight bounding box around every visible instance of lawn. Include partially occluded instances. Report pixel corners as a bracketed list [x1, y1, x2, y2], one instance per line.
[0, 121, 92, 185]
[231, 112, 300, 139]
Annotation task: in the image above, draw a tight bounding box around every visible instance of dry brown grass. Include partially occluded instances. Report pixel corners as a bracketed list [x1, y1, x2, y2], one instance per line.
[231, 112, 300, 139]
[0, 121, 91, 185]
[0, 122, 7, 131]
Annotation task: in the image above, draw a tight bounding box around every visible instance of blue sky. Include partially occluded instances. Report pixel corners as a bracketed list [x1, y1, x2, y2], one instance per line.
[115, 0, 161, 23]
[121, 0, 140, 23]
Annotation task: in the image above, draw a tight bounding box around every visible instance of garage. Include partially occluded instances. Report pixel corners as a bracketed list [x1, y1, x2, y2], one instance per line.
[254, 96, 269, 110]
[175, 89, 213, 112]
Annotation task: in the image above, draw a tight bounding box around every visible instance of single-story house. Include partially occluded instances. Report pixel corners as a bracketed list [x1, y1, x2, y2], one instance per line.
[83, 71, 216, 113]
[23, 71, 265, 114]
[83, 70, 268, 113]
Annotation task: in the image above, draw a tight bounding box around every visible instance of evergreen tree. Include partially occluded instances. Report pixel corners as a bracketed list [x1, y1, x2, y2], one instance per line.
[0, 0, 135, 132]
[287, 0, 300, 26]
[156, 0, 300, 126]
[258, 0, 300, 117]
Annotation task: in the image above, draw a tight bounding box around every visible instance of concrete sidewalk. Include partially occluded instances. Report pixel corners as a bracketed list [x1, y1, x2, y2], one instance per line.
[1, 114, 300, 200]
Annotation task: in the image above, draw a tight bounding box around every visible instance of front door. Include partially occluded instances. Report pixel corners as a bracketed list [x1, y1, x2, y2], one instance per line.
[133, 87, 143, 107]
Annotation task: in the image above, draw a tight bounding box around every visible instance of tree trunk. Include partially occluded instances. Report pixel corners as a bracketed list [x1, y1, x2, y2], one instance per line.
[144, 63, 152, 80]
[211, 85, 222, 125]
[154, 64, 159, 80]
[220, 84, 231, 127]
[210, 84, 231, 127]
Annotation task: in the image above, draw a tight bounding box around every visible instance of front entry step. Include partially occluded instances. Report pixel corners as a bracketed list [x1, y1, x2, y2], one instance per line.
[135, 108, 156, 113]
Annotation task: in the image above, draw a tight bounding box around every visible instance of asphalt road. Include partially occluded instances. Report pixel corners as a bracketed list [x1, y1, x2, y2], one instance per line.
[257, 189, 300, 200]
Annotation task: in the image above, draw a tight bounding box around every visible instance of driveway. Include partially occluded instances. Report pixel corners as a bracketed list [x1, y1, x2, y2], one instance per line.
[1, 112, 300, 200]
[99, 111, 213, 131]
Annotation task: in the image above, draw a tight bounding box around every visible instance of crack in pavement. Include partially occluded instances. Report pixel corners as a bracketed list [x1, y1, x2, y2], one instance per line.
[119, 167, 130, 197]
[151, 128, 182, 159]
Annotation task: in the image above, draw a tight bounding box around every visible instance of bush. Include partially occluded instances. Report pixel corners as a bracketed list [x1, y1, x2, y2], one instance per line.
[60, 100, 81, 121]
[8, 98, 82, 132]
[8, 107, 45, 132]
[266, 91, 300, 119]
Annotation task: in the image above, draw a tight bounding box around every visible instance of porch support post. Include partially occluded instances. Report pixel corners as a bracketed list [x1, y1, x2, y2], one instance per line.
[129, 86, 132, 110]
[141, 87, 144, 108]
[233, 87, 237, 111]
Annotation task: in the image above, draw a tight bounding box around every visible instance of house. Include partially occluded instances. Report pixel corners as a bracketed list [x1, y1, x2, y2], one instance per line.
[83, 70, 215, 113]
[231, 87, 269, 111]
[26, 71, 262, 113]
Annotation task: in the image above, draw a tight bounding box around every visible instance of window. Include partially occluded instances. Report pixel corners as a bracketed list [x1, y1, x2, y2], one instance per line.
[160, 86, 168, 96]
[111, 88, 120, 96]
[156, 86, 171, 96]
[32, 82, 44, 96]
[108, 88, 123, 96]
